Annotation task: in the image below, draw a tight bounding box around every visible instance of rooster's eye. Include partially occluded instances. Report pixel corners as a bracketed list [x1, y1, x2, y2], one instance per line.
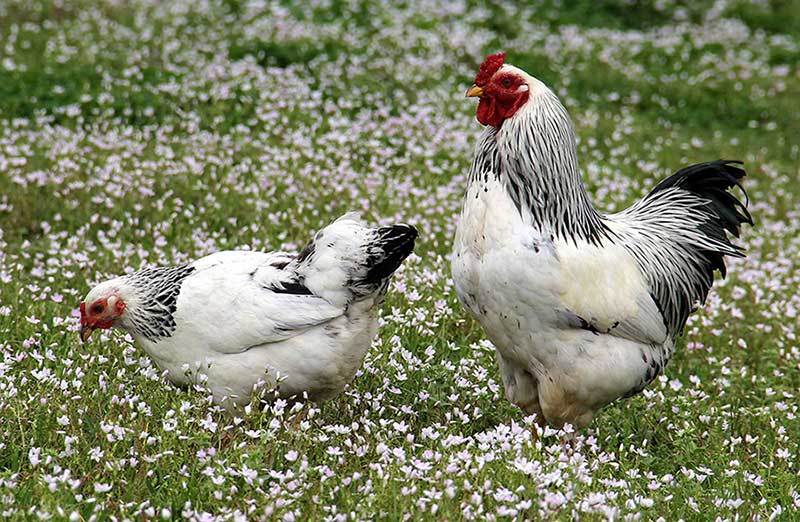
[92, 304, 104, 314]
[500, 78, 512, 87]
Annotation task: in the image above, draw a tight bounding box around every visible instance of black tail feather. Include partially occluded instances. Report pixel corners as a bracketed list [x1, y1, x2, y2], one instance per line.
[362, 224, 418, 286]
[624, 160, 753, 338]
[652, 159, 752, 281]
[651, 159, 753, 235]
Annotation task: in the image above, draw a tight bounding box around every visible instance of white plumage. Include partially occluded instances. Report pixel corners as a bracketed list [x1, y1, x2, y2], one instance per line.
[454, 56, 751, 428]
[81, 213, 417, 409]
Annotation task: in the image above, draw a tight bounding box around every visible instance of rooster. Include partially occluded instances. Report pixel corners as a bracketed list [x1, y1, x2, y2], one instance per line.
[452, 53, 752, 429]
[81, 213, 417, 409]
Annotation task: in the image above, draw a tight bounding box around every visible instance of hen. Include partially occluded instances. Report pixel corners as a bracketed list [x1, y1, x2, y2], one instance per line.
[81, 213, 417, 409]
[452, 53, 752, 429]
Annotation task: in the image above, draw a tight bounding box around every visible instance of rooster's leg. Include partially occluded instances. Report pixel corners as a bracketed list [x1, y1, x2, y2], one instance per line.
[288, 402, 310, 431]
[529, 413, 547, 442]
[218, 429, 236, 450]
[528, 403, 549, 441]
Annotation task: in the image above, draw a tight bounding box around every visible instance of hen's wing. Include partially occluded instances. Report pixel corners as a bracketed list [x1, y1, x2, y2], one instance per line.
[174, 250, 345, 354]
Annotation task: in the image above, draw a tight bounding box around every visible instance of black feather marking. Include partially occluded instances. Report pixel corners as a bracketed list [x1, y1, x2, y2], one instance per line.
[270, 259, 290, 270]
[557, 309, 605, 335]
[125, 263, 195, 342]
[267, 281, 313, 295]
[486, 95, 612, 245]
[324, 323, 341, 338]
[360, 224, 418, 286]
[649, 159, 753, 230]
[296, 240, 315, 264]
[579, 318, 600, 335]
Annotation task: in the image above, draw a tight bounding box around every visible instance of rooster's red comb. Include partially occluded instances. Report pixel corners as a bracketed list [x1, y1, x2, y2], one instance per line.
[474, 52, 506, 86]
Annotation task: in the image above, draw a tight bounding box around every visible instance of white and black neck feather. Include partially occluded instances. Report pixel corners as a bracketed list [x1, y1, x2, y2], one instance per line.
[121, 264, 195, 342]
[469, 88, 610, 246]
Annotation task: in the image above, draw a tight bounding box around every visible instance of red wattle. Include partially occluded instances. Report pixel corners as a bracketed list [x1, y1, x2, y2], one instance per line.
[476, 98, 502, 127]
[476, 91, 530, 128]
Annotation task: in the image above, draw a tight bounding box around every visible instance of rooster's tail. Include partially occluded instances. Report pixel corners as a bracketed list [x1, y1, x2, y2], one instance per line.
[614, 159, 753, 337]
[651, 160, 752, 237]
[646, 159, 753, 274]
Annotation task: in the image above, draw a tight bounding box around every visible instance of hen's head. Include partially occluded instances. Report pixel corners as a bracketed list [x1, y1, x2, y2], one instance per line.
[466, 52, 545, 127]
[80, 279, 129, 342]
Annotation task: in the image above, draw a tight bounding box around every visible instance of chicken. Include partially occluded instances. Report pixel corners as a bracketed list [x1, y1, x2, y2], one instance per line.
[452, 53, 752, 429]
[80, 213, 417, 409]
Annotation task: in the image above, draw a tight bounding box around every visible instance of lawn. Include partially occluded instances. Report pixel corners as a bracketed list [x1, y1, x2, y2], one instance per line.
[1, 0, 798, 520]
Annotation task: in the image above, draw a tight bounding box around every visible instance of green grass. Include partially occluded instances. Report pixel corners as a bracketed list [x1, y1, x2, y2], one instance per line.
[1, 0, 798, 520]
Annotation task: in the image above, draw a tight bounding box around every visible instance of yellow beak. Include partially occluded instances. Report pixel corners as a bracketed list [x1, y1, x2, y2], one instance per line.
[80, 325, 95, 343]
[465, 85, 484, 98]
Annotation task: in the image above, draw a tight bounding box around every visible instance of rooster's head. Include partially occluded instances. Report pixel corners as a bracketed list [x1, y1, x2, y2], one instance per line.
[466, 52, 546, 128]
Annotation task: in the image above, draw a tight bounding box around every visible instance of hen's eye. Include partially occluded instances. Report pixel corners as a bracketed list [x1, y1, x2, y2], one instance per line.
[92, 304, 104, 314]
[500, 78, 512, 87]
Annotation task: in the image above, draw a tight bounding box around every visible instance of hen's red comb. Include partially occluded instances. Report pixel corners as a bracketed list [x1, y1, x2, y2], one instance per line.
[474, 52, 506, 86]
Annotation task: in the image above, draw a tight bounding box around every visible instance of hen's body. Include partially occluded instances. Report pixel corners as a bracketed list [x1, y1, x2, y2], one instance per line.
[133, 251, 381, 406]
[84, 214, 417, 409]
[453, 64, 751, 428]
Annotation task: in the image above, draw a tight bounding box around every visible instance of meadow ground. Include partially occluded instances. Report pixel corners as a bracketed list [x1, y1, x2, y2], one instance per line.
[1, 0, 799, 520]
